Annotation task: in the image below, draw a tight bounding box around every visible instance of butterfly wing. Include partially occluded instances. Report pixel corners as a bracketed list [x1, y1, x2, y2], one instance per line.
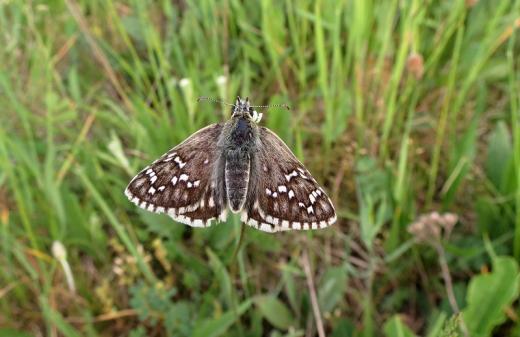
[241, 127, 337, 232]
[124, 123, 227, 227]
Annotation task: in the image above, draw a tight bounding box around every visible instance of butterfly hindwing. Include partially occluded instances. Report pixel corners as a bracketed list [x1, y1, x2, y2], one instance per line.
[242, 127, 337, 232]
[125, 123, 227, 227]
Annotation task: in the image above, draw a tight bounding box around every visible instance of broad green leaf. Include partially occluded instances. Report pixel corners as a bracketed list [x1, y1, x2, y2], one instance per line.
[318, 266, 348, 313]
[485, 121, 512, 190]
[255, 295, 295, 330]
[192, 299, 252, 337]
[463, 256, 520, 337]
[383, 315, 417, 337]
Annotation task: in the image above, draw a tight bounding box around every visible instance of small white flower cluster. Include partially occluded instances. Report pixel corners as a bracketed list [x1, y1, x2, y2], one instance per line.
[408, 212, 458, 244]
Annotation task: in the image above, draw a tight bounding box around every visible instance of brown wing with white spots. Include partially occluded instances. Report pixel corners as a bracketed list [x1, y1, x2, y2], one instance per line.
[124, 123, 227, 227]
[242, 127, 337, 233]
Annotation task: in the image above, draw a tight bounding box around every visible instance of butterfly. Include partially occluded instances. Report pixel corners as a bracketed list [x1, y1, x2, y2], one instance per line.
[124, 96, 337, 233]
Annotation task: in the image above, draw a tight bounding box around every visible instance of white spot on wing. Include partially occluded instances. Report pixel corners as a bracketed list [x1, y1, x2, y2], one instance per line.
[246, 217, 258, 228]
[278, 185, 287, 193]
[219, 209, 228, 221]
[260, 223, 273, 232]
[179, 174, 189, 181]
[288, 190, 295, 199]
[171, 176, 178, 185]
[174, 156, 186, 168]
[285, 170, 298, 182]
[192, 219, 204, 227]
[241, 212, 248, 222]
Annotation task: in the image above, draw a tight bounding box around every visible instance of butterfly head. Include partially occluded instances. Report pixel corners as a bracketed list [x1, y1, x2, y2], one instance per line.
[232, 96, 262, 123]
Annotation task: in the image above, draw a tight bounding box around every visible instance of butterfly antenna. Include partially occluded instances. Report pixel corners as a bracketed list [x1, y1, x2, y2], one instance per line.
[197, 96, 235, 107]
[250, 103, 291, 110]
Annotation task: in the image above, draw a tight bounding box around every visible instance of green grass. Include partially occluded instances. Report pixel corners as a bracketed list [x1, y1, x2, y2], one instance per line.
[0, 0, 519, 336]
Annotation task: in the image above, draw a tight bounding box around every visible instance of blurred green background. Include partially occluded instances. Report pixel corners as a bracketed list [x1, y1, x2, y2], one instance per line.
[1, 0, 520, 336]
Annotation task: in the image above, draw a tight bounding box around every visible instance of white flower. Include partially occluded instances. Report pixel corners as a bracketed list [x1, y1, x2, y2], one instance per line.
[52, 241, 76, 293]
[215, 75, 227, 86]
[52, 241, 67, 260]
[179, 78, 191, 88]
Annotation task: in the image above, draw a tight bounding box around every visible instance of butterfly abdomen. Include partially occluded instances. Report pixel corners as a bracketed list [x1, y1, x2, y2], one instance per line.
[225, 149, 250, 213]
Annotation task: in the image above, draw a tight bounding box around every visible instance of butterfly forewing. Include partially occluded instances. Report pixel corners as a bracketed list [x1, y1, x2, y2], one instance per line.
[242, 127, 337, 232]
[125, 123, 226, 227]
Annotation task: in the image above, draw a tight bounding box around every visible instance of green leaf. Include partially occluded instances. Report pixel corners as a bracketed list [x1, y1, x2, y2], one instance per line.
[282, 264, 299, 313]
[383, 315, 418, 337]
[485, 121, 512, 190]
[207, 248, 233, 307]
[331, 319, 355, 337]
[0, 329, 33, 337]
[463, 256, 520, 337]
[255, 295, 295, 330]
[39, 296, 82, 337]
[165, 301, 193, 337]
[318, 266, 348, 313]
[475, 197, 508, 237]
[192, 299, 252, 337]
[425, 311, 448, 337]
[436, 314, 462, 337]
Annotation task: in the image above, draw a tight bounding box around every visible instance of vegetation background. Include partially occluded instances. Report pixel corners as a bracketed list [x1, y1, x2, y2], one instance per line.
[1, 0, 520, 336]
